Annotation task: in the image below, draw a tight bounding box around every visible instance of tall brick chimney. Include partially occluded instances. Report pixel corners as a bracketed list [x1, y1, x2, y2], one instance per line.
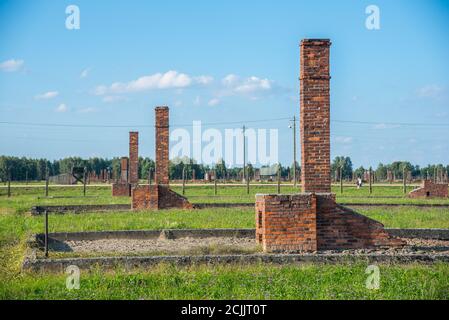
[129, 132, 139, 184]
[155, 106, 169, 185]
[300, 39, 331, 193]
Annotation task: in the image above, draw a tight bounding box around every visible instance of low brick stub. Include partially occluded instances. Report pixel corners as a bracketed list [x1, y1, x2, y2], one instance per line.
[112, 183, 131, 197]
[256, 193, 317, 253]
[409, 180, 448, 199]
[132, 185, 193, 210]
[315, 193, 405, 250]
[256, 193, 405, 253]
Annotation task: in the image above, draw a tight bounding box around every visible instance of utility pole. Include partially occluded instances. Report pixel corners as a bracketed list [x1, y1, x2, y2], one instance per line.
[290, 116, 297, 187]
[242, 125, 246, 183]
[369, 167, 373, 195]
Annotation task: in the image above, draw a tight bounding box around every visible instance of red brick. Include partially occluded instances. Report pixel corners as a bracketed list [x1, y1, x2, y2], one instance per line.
[409, 180, 448, 198]
[129, 132, 139, 184]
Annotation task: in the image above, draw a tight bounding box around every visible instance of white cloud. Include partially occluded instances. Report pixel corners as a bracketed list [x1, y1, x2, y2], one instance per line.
[334, 136, 353, 144]
[80, 68, 91, 78]
[208, 98, 220, 106]
[35, 91, 59, 100]
[417, 84, 447, 102]
[0, 59, 24, 72]
[219, 74, 279, 98]
[55, 103, 68, 113]
[94, 70, 212, 95]
[194, 75, 214, 85]
[417, 85, 444, 98]
[234, 76, 272, 94]
[222, 74, 239, 86]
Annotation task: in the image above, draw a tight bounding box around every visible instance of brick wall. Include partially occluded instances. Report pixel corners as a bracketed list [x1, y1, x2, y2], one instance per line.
[112, 183, 131, 197]
[132, 185, 193, 210]
[132, 185, 158, 209]
[256, 194, 317, 253]
[300, 39, 331, 193]
[155, 106, 169, 185]
[315, 194, 404, 249]
[409, 180, 448, 198]
[256, 193, 404, 252]
[129, 132, 139, 184]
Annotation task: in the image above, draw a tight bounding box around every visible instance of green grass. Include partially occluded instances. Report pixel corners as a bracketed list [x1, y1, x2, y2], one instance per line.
[1, 184, 449, 299]
[359, 207, 449, 229]
[1, 263, 448, 299]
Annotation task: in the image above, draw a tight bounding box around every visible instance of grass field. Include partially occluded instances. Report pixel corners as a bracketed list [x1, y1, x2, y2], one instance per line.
[0, 184, 448, 299]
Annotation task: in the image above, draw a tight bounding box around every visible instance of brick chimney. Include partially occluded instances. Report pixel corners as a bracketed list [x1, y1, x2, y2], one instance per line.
[129, 132, 139, 184]
[155, 106, 169, 185]
[120, 157, 129, 183]
[300, 39, 331, 193]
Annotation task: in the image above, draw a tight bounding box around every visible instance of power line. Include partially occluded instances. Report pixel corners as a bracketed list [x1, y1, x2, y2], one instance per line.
[332, 119, 449, 127]
[1, 117, 449, 129]
[0, 117, 293, 128]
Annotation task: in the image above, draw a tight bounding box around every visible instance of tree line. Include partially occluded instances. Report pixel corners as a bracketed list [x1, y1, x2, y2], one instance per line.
[0, 155, 448, 182]
[331, 156, 449, 181]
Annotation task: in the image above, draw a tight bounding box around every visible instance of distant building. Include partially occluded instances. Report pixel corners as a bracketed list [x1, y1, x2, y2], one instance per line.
[259, 164, 280, 182]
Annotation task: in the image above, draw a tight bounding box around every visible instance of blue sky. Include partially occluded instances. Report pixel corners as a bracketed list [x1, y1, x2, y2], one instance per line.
[0, 0, 448, 168]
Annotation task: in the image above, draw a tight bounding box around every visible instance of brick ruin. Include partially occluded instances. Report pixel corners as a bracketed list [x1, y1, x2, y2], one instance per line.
[409, 179, 448, 199]
[112, 132, 139, 196]
[132, 106, 193, 210]
[256, 39, 404, 253]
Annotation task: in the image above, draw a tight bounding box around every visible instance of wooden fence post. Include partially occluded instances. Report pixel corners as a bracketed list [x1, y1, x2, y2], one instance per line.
[340, 166, 343, 194]
[7, 171, 11, 198]
[83, 167, 87, 196]
[44, 210, 49, 258]
[45, 166, 49, 197]
[214, 170, 217, 196]
[277, 165, 281, 194]
[369, 167, 373, 195]
[403, 167, 407, 194]
[182, 167, 186, 195]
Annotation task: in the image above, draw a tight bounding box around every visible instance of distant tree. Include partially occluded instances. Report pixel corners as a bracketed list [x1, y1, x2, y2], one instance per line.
[331, 156, 353, 180]
[353, 166, 365, 179]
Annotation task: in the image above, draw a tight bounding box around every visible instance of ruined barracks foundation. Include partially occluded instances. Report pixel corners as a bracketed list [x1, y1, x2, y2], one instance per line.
[131, 107, 192, 210]
[409, 179, 448, 199]
[256, 39, 405, 253]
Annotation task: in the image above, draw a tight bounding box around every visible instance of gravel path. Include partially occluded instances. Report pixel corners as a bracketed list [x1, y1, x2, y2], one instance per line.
[51, 237, 449, 256]
[56, 237, 257, 255]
